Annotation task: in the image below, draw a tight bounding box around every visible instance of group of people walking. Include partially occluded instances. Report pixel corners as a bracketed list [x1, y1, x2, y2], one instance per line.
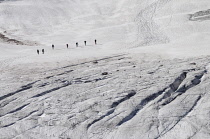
[75, 39, 97, 47]
[74, 39, 97, 48]
[37, 49, 44, 55]
[37, 39, 98, 55]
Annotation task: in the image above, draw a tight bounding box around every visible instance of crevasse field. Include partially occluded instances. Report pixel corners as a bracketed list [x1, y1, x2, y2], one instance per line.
[1, 0, 210, 138]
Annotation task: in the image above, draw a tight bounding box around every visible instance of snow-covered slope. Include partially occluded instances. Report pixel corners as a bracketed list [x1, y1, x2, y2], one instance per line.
[0, 0, 209, 48]
[1, 53, 210, 139]
[1, 0, 210, 139]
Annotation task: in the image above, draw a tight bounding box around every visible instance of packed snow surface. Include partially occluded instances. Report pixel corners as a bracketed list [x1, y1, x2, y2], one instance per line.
[0, 0, 210, 139]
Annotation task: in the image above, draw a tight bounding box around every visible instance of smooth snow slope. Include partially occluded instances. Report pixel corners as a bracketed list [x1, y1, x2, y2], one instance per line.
[0, 0, 209, 49]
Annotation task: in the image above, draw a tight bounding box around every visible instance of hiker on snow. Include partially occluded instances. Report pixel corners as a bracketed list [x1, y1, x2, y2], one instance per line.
[95, 39, 97, 45]
[84, 41, 87, 46]
[37, 49, 39, 55]
[66, 44, 69, 48]
[76, 42, 78, 47]
[42, 49, 44, 54]
[52, 44, 54, 49]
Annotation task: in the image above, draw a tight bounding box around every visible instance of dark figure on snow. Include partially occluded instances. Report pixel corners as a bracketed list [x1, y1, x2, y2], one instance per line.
[52, 44, 54, 49]
[37, 49, 39, 55]
[66, 44, 69, 48]
[42, 49, 44, 54]
[76, 42, 78, 47]
[84, 41, 87, 46]
[95, 39, 97, 45]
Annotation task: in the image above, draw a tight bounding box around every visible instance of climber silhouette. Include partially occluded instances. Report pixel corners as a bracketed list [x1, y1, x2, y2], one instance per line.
[95, 39, 97, 45]
[37, 49, 39, 55]
[84, 41, 87, 46]
[66, 44, 69, 48]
